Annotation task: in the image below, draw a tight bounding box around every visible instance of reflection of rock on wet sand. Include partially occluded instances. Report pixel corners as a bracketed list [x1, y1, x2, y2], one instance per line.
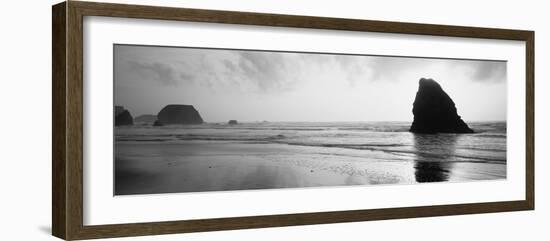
[409, 78, 480, 183]
[413, 134, 457, 182]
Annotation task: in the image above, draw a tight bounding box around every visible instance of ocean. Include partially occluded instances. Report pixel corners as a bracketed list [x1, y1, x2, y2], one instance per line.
[114, 121, 506, 195]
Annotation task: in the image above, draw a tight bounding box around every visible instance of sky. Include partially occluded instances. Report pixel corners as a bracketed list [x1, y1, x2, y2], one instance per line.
[114, 44, 507, 122]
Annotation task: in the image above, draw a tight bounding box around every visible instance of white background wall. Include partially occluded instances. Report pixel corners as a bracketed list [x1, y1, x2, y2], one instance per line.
[0, 0, 547, 240]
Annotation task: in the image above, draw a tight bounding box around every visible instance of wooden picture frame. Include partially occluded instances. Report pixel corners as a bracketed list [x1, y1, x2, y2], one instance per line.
[52, 1, 534, 240]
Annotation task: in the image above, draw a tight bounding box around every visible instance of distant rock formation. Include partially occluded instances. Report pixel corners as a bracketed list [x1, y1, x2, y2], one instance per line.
[115, 106, 133, 126]
[228, 120, 238, 125]
[153, 120, 163, 126]
[155, 104, 203, 125]
[134, 114, 157, 123]
[115, 106, 125, 116]
[409, 78, 473, 134]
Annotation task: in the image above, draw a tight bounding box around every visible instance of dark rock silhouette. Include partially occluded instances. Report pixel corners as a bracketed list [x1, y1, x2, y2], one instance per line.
[153, 120, 163, 126]
[228, 120, 238, 125]
[115, 106, 125, 116]
[134, 114, 157, 123]
[156, 104, 203, 125]
[115, 106, 133, 126]
[410, 78, 473, 133]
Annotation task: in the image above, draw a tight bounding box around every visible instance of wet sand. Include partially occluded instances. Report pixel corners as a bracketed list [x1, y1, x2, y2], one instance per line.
[115, 141, 506, 195]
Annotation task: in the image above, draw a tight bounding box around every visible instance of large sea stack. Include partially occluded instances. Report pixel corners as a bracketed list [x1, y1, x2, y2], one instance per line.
[409, 78, 473, 134]
[156, 104, 203, 125]
[115, 106, 134, 126]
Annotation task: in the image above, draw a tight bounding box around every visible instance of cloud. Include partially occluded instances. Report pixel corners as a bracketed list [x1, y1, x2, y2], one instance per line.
[223, 59, 238, 72]
[233, 51, 297, 92]
[178, 50, 303, 93]
[334, 55, 506, 84]
[122, 45, 506, 95]
[336, 56, 506, 83]
[325, 55, 438, 84]
[115, 45, 507, 121]
[369, 57, 430, 81]
[179, 72, 196, 82]
[127, 60, 180, 86]
[469, 61, 506, 82]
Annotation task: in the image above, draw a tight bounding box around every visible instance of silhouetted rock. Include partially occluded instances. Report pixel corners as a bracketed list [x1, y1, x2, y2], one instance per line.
[153, 120, 163, 126]
[115, 106, 133, 126]
[134, 114, 157, 123]
[156, 104, 203, 125]
[409, 78, 473, 134]
[228, 120, 238, 125]
[115, 106, 125, 116]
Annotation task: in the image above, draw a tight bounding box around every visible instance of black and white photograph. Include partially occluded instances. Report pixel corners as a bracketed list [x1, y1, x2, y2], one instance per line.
[113, 44, 507, 195]
[1, 0, 544, 240]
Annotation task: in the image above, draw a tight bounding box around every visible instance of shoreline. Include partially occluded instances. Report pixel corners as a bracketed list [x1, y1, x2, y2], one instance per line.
[115, 141, 505, 195]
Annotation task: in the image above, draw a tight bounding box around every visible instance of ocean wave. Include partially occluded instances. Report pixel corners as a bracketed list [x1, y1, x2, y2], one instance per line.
[337, 127, 410, 132]
[118, 134, 288, 142]
[116, 135, 506, 163]
[281, 142, 505, 163]
[266, 128, 325, 131]
[115, 122, 506, 164]
[457, 146, 506, 152]
[284, 143, 406, 148]
[474, 133, 507, 139]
